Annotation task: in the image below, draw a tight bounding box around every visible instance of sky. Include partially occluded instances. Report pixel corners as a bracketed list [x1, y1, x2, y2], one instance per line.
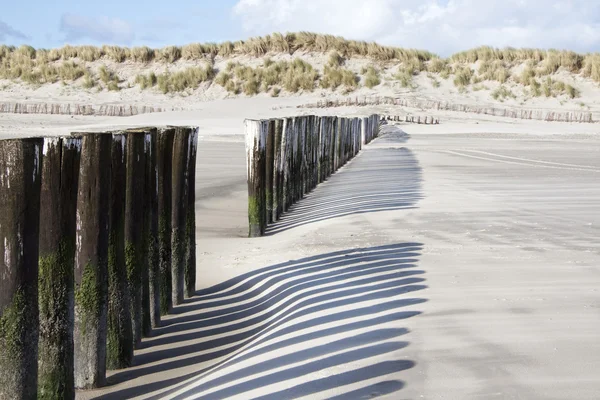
[1, 0, 599, 56]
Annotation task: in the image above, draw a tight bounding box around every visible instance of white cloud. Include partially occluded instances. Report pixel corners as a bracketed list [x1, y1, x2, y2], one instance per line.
[60, 13, 135, 44]
[232, 0, 600, 55]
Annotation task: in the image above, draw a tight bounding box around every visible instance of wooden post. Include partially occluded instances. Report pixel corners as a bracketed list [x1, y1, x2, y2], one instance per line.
[106, 133, 133, 369]
[171, 127, 190, 306]
[273, 119, 283, 221]
[0, 138, 43, 399]
[185, 128, 198, 298]
[295, 117, 304, 202]
[125, 131, 146, 346]
[265, 120, 275, 225]
[38, 137, 81, 398]
[73, 132, 111, 389]
[313, 116, 320, 189]
[157, 128, 175, 315]
[144, 129, 160, 326]
[138, 130, 157, 334]
[245, 119, 267, 237]
[281, 118, 293, 212]
[330, 117, 337, 176]
[318, 117, 325, 184]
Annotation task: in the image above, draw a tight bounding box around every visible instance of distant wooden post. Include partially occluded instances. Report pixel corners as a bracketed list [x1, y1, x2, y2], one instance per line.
[294, 117, 303, 202]
[273, 119, 284, 221]
[330, 117, 337, 176]
[157, 128, 175, 315]
[265, 120, 275, 224]
[313, 116, 320, 189]
[171, 128, 190, 305]
[73, 132, 111, 389]
[106, 133, 133, 369]
[0, 138, 43, 399]
[38, 137, 80, 398]
[185, 128, 198, 298]
[318, 117, 325, 183]
[281, 118, 293, 212]
[245, 119, 267, 237]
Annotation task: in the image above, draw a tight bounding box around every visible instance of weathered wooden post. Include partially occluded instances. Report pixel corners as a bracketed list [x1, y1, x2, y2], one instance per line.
[141, 129, 159, 331]
[281, 118, 293, 213]
[318, 117, 325, 184]
[265, 120, 275, 225]
[141, 129, 161, 327]
[157, 128, 175, 315]
[171, 127, 190, 305]
[312, 116, 320, 189]
[38, 137, 81, 398]
[106, 132, 134, 370]
[294, 117, 303, 202]
[125, 131, 146, 346]
[273, 119, 283, 221]
[245, 119, 267, 237]
[73, 132, 111, 389]
[0, 138, 43, 399]
[185, 128, 198, 298]
[329, 117, 337, 176]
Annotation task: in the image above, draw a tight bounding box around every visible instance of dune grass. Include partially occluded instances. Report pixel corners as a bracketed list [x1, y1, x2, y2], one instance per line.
[0, 32, 597, 102]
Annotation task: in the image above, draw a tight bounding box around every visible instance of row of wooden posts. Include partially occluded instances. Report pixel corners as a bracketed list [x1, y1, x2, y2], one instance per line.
[299, 96, 596, 123]
[0, 126, 198, 399]
[384, 115, 440, 124]
[245, 114, 380, 237]
[0, 102, 167, 116]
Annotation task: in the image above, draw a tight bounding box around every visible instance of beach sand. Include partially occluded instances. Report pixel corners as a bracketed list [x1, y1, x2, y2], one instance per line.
[2, 97, 599, 399]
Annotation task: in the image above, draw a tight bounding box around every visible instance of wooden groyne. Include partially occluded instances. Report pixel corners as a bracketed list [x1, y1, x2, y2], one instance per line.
[0, 126, 198, 397]
[245, 114, 381, 237]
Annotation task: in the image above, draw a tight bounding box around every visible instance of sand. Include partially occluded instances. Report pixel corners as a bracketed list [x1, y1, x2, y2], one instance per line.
[1, 96, 599, 399]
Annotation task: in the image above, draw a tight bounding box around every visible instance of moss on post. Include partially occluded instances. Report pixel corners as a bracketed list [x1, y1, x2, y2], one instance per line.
[0, 138, 43, 400]
[157, 128, 175, 314]
[106, 133, 133, 369]
[245, 119, 267, 237]
[72, 132, 110, 389]
[38, 137, 81, 399]
[124, 131, 146, 346]
[142, 129, 161, 328]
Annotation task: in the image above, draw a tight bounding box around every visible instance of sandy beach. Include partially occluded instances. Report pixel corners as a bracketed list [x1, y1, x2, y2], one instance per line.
[1, 96, 599, 399]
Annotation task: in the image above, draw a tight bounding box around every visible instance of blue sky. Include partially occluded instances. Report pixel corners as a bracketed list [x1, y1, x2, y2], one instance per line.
[1, 0, 243, 48]
[1, 0, 599, 55]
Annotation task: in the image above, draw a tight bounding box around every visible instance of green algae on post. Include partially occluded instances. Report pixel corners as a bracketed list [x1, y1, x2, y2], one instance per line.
[157, 128, 175, 315]
[106, 133, 134, 369]
[72, 132, 111, 389]
[0, 137, 43, 399]
[245, 119, 267, 237]
[125, 131, 146, 346]
[38, 137, 81, 399]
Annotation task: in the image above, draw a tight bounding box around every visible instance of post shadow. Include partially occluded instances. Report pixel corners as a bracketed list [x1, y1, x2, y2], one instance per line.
[265, 131, 421, 235]
[98, 243, 426, 399]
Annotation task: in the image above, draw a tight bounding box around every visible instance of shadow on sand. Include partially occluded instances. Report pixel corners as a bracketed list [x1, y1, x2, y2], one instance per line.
[265, 129, 421, 235]
[94, 243, 426, 399]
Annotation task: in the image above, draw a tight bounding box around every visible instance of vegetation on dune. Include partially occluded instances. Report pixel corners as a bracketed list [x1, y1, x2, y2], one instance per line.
[0, 33, 596, 101]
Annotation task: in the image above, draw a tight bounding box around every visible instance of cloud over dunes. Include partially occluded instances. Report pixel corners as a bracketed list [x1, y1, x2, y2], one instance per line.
[232, 0, 600, 54]
[0, 20, 30, 41]
[59, 13, 135, 44]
